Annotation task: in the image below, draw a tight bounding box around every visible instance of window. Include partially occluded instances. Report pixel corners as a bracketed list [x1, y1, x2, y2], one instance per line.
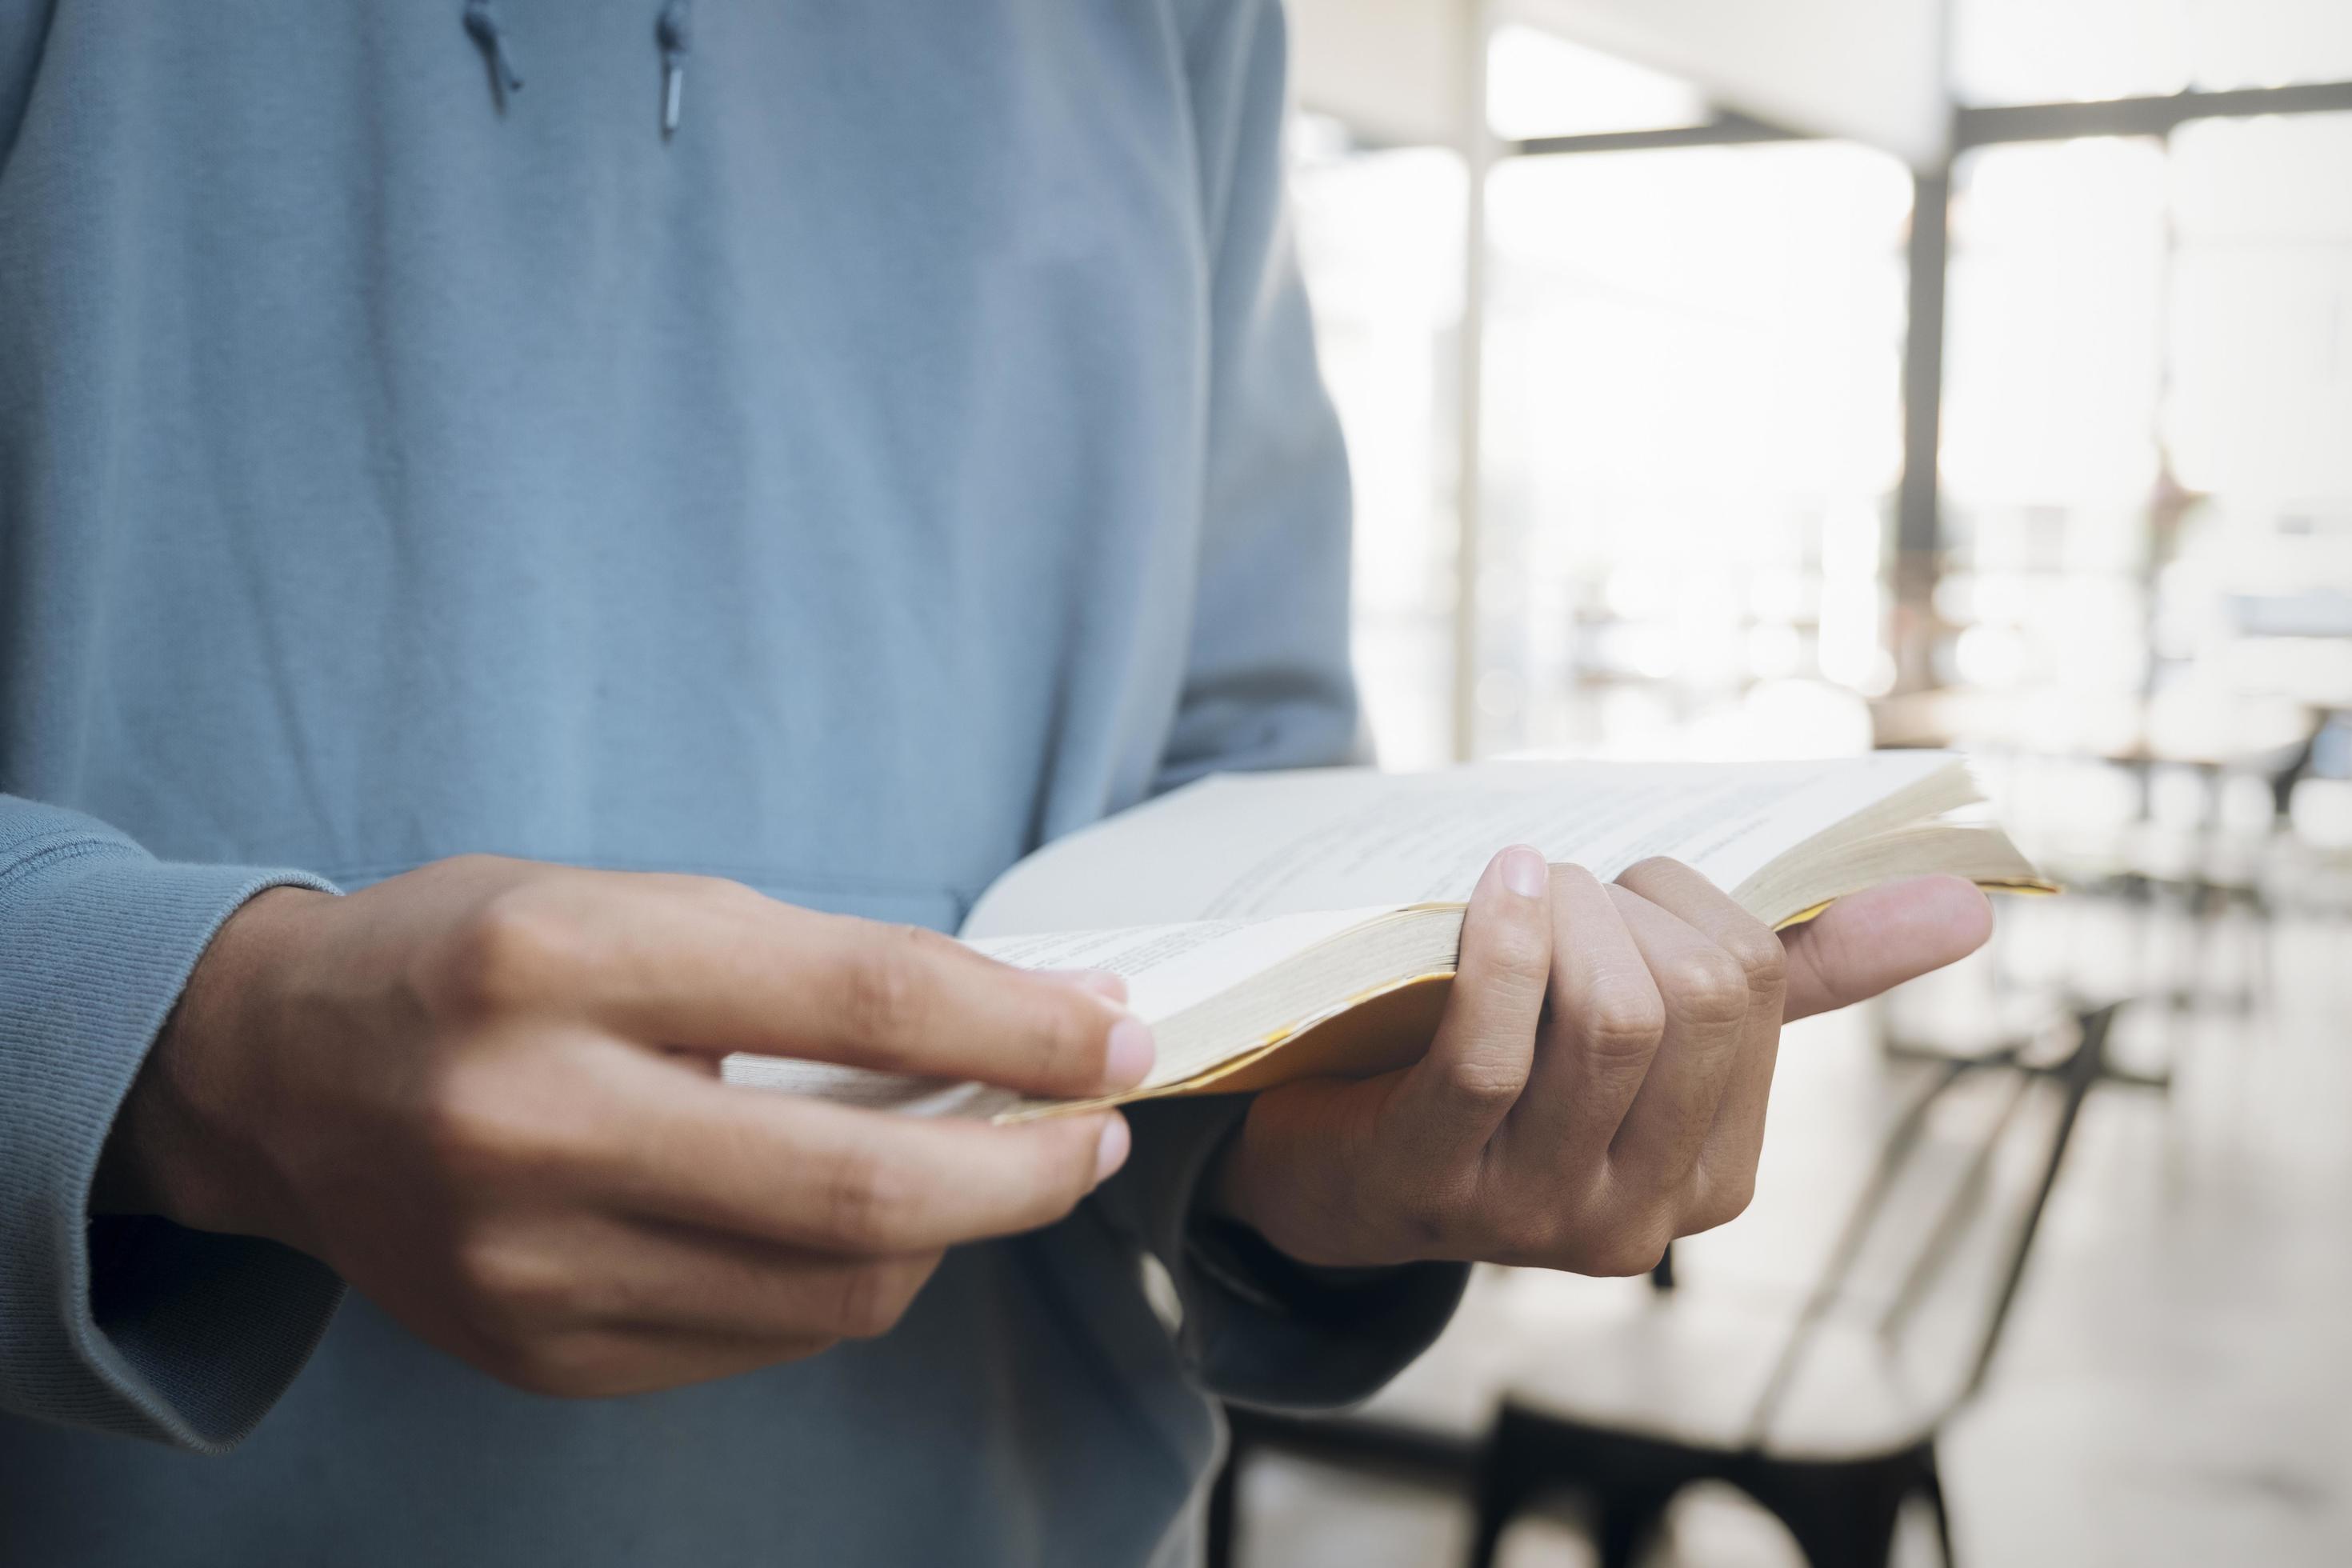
[1939, 137, 2167, 696]
[1291, 119, 1466, 768]
[1476, 140, 1910, 758]
[1290, 16, 2352, 782]
[1954, 0, 2352, 107]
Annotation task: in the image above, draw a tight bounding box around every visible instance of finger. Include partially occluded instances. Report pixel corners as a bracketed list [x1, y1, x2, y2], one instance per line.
[1388, 846, 1551, 1162]
[1035, 969, 1130, 1005]
[1601, 886, 1752, 1198]
[600, 1065, 1128, 1254]
[1494, 865, 1662, 1174]
[1614, 858, 1786, 1222]
[1781, 875, 1992, 1022]
[511, 880, 1154, 1099]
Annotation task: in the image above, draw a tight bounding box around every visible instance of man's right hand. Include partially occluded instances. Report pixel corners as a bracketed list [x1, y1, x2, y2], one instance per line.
[94, 856, 1151, 1398]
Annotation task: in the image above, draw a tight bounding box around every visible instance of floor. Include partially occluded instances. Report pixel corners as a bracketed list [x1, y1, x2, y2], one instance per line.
[1227, 892, 2352, 1566]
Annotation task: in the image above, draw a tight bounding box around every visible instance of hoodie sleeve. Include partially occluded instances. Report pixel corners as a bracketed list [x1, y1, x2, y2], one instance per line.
[1150, 0, 1367, 794]
[1095, 0, 1468, 1410]
[1094, 1094, 1466, 1410]
[0, 794, 344, 1451]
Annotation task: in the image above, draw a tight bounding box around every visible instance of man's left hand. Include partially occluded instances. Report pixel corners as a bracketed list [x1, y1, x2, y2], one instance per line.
[1209, 849, 1993, 1274]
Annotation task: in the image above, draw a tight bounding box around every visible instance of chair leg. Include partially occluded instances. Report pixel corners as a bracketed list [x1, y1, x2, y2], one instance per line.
[1465, 1444, 1532, 1568]
[1773, 1494, 1903, 1568]
[1919, 1448, 1956, 1568]
[1468, 1469, 1667, 1568]
[1594, 1485, 1674, 1568]
[1752, 1451, 1921, 1568]
[1202, 1430, 1242, 1568]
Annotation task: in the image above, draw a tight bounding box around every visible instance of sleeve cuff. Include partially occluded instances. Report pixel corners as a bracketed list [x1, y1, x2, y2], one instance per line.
[1101, 1095, 1467, 1411]
[0, 825, 343, 1451]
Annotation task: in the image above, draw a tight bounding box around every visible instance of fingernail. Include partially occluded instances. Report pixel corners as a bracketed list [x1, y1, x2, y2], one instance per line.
[1104, 1017, 1156, 1091]
[1092, 1114, 1131, 1183]
[1501, 845, 1549, 899]
[1041, 967, 1129, 1004]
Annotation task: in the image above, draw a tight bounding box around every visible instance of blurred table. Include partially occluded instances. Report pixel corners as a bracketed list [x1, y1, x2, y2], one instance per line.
[1870, 685, 2315, 771]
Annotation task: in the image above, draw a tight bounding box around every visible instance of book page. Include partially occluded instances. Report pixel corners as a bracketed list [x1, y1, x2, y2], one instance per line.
[964, 752, 1962, 938]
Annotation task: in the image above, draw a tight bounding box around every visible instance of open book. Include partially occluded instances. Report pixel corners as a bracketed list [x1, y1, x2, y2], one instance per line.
[726, 752, 2052, 1121]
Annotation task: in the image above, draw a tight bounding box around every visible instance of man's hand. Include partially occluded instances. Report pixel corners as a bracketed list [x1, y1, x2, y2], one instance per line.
[96, 856, 1153, 1397]
[1211, 849, 1992, 1273]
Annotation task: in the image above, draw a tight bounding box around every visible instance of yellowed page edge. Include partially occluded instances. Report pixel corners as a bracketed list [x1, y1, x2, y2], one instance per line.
[998, 878, 2060, 1122]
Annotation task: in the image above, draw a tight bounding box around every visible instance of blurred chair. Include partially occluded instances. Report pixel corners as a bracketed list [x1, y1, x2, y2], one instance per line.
[1874, 686, 2318, 1068]
[1460, 1002, 2117, 1568]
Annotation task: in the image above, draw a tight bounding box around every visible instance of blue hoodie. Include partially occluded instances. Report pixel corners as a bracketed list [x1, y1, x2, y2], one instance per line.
[0, 2, 1464, 1561]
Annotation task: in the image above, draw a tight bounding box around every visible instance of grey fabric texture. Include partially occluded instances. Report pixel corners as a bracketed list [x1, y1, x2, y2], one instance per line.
[1106, 1096, 1468, 1410]
[0, 2, 1466, 1562]
[0, 806, 342, 1451]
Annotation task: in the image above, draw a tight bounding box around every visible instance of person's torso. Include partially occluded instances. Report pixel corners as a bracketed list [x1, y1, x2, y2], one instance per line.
[0, 0, 1218, 923]
[0, 2, 1232, 1560]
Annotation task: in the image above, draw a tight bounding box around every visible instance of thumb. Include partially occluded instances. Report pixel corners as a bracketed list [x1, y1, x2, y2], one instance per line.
[1390, 846, 1552, 1157]
[1781, 875, 1993, 1022]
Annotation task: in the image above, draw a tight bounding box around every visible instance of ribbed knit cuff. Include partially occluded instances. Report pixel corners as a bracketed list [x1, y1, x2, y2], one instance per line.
[1, 822, 342, 1451]
[1100, 1095, 1467, 1411]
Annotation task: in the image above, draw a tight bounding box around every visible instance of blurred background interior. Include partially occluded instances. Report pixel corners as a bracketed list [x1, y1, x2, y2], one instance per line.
[1208, 0, 2352, 1562]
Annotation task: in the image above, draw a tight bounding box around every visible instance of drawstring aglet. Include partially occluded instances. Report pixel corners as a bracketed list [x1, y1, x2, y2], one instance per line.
[656, 0, 692, 138]
[463, 0, 523, 106]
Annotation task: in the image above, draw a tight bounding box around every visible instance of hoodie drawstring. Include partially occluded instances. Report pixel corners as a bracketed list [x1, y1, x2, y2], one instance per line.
[462, 0, 523, 107]
[657, 0, 692, 138]
[462, 2, 692, 138]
